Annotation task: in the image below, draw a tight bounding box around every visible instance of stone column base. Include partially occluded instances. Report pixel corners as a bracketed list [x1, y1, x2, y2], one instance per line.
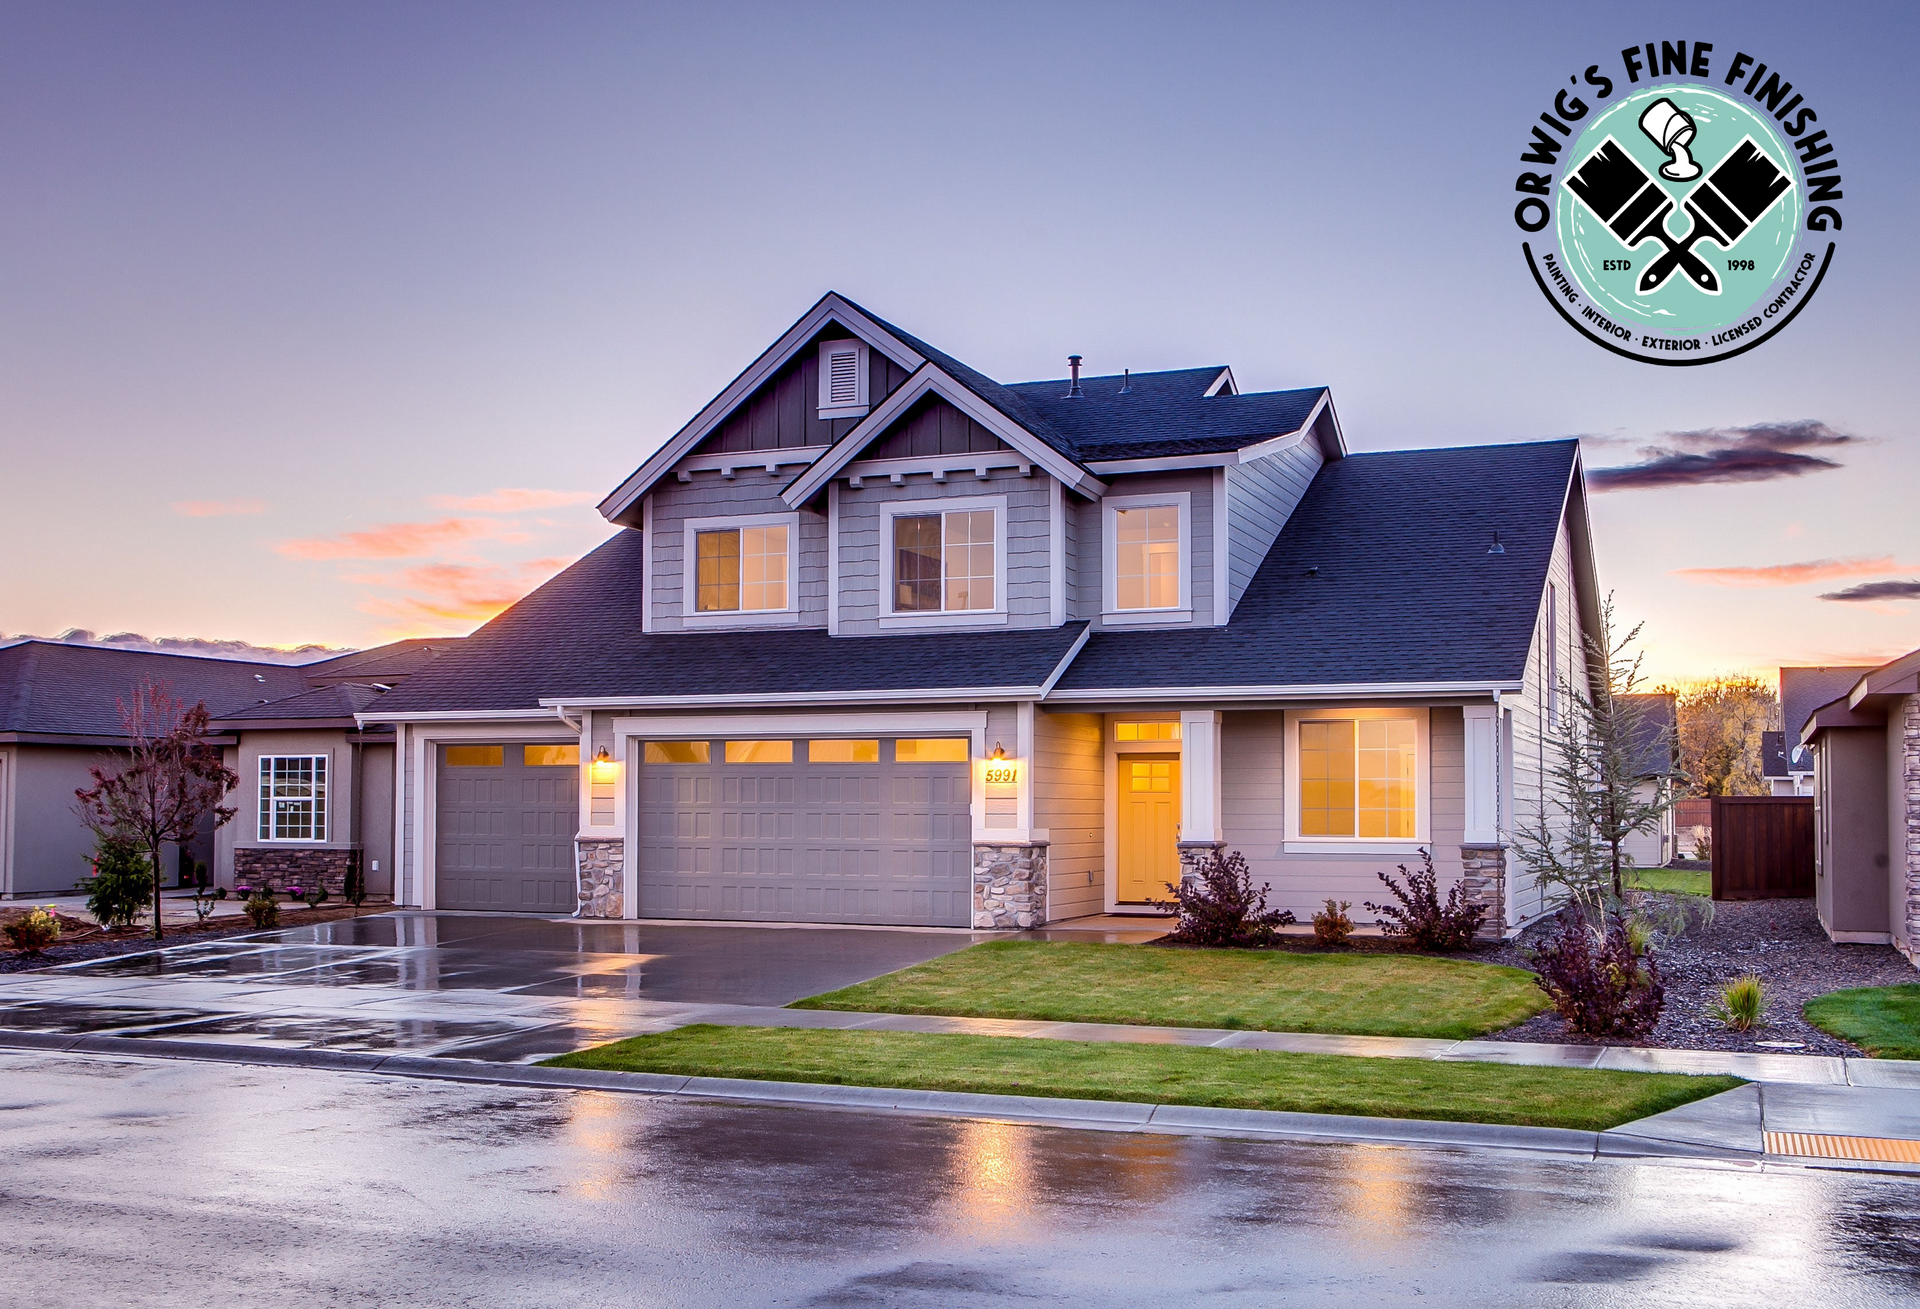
[1176, 840, 1226, 887]
[575, 838, 624, 918]
[234, 847, 353, 895]
[1460, 843, 1508, 939]
[973, 842, 1048, 929]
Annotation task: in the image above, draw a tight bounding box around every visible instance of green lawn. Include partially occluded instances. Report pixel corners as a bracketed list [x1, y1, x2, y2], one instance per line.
[547, 1025, 1742, 1132]
[1625, 866, 1711, 896]
[1804, 985, 1920, 1060]
[790, 940, 1551, 1040]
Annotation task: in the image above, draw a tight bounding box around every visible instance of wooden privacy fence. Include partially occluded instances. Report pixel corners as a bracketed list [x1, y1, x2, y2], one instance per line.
[1711, 796, 1814, 900]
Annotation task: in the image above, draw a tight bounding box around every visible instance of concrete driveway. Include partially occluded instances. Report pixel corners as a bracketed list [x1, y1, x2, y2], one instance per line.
[0, 911, 994, 1062]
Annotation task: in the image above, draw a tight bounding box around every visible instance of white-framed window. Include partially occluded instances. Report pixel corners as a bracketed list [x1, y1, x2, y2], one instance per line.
[879, 495, 1007, 623]
[259, 755, 327, 842]
[817, 338, 870, 419]
[1102, 491, 1190, 623]
[680, 513, 799, 624]
[1283, 708, 1429, 850]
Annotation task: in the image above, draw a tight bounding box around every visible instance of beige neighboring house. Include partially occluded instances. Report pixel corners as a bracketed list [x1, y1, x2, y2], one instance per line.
[0, 637, 456, 900]
[1798, 647, 1920, 962]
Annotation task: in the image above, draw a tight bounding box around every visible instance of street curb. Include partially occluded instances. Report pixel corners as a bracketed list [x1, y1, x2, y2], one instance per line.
[0, 1027, 1764, 1165]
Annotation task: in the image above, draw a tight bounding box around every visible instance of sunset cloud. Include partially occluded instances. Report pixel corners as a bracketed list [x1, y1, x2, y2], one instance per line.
[1672, 556, 1901, 587]
[1818, 579, 1920, 603]
[429, 488, 597, 513]
[172, 498, 267, 517]
[276, 517, 512, 561]
[1588, 420, 1861, 491]
[351, 558, 570, 625]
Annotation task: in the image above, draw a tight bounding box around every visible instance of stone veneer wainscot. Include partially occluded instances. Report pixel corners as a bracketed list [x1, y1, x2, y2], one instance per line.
[234, 847, 355, 894]
[973, 842, 1047, 929]
[576, 838, 624, 919]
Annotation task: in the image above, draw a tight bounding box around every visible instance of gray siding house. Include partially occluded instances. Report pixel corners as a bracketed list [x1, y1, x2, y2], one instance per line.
[366, 293, 1600, 932]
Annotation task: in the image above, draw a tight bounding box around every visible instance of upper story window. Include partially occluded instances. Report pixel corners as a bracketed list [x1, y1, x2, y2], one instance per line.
[817, 339, 870, 419]
[891, 506, 997, 613]
[259, 755, 327, 842]
[682, 513, 797, 622]
[1102, 491, 1190, 621]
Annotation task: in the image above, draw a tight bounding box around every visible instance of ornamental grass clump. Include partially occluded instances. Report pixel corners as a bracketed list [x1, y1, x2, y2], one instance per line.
[1710, 974, 1768, 1032]
[1150, 849, 1296, 947]
[3, 906, 62, 954]
[1312, 899, 1354, 947]
[1365, 848, 1486, 952]
[243, 891, 280, 931]
[1526, 907, 1664, 1038]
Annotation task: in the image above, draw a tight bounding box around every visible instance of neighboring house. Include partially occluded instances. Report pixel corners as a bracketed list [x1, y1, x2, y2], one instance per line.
[0, 638, 456, 898]
[1760, 729, 1813, 797]
[1798, 646, 1920, 962]
[364, 293, 1601, 935]
[1777, 665, 1870, 796]
[1620, 692, 1678, 869]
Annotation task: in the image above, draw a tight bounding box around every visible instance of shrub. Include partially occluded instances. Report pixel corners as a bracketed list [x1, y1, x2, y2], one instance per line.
[4, 906, 62, 954]
[1364, 848, 1487, 952]
[302, 884, 329, 909]
[1692, 833, 1712, 862]
[84, 836, 151, 931]
[1710, 974, 1768, 1032]
[1151, 848, 1296, 947]
[344, 858, 366, 908]
[1526, 907, 1664, 1038]
[1312, 899, 1354, 947]
[243, 892, 280, 931]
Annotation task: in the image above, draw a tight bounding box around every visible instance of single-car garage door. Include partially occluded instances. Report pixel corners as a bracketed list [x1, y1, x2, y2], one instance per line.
[637, 737, 971, 925]
[435, 743, 579, 912]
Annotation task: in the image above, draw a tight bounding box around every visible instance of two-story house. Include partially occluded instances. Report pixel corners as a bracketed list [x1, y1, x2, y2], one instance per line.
[364, 294, 1598, 933]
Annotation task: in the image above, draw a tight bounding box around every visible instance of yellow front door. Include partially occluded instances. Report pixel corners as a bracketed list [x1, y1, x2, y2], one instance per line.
[1116, 754, 1180, 902]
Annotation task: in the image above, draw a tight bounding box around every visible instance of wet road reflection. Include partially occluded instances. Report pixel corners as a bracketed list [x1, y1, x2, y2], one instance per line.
[2, 1050, 1913, 1306]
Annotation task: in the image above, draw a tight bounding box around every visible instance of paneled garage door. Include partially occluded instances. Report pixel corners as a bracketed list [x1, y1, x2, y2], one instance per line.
[435, 743, 579, 912]
[636, 737, 971, 925]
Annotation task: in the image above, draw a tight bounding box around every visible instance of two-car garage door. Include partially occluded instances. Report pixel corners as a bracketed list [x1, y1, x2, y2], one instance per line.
[636, 737, 972, 926]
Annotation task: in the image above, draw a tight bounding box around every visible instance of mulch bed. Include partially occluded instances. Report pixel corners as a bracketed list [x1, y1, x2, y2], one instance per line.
[0, 903, 391, 974]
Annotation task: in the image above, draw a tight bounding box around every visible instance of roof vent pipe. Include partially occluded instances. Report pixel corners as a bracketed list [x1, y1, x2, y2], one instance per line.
[1119, 368, 1131, 394]
[1487, 531, 1506, 555]
[1066, 355, 1083, 397]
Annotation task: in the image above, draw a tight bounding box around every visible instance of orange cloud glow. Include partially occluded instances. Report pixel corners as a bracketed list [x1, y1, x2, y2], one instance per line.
[276, 518, 508, 561]
[1671, 556, 1901, 587]
[172, 498, 267, 517]
[429, 488, 597, 512]
[351, 558, 571, 628]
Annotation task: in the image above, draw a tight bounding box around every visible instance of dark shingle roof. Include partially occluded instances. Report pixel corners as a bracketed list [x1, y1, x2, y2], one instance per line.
[211, 683, 390, 725]
[368, 533, 1090, 713]
[1779, 665, 1875, 740]
[300, 638, 457, 685]
[1005, 370, 1327, 461]
[1760, 730, 1791, 779]
[1621, 692, 1677, 777]
[1053, 440, 1580, 692]
[0, 641, 311, 740]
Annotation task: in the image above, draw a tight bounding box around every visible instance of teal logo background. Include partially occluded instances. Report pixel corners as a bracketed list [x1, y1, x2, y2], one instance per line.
[1558, 87, 1801, 337]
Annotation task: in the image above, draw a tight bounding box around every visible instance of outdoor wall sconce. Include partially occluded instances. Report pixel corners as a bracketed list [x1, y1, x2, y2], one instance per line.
[590, 748, 618, 782]
[990, 744, 1006, 761]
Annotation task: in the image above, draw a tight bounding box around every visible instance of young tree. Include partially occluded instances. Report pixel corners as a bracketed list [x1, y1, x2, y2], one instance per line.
[1677, 674, 1780, 796]
[1511, 595, 1677, 908]
[75, 680, 238, 940]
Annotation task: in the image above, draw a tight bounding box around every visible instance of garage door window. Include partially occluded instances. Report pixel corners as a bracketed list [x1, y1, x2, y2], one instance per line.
[445, 745, 503, 767]
[895, 738, 970, 762]
[523, 745, 578, 767]
[726, 740, 793, 763]
[644, 741, 711, 764]
[259, 755, 327, 842]
[809, 739, 880, 763]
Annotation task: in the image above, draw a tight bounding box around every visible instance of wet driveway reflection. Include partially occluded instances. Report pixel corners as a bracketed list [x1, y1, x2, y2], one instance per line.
[1, 1050, 1912, 1306]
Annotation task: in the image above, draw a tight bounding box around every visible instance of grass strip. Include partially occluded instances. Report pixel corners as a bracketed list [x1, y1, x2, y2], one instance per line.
[1804, 985, 1920, 1060]
[790, 940, 1551, 1041]
[1625, 867, 1712, 897]
[546, 1024, 1741, 1132]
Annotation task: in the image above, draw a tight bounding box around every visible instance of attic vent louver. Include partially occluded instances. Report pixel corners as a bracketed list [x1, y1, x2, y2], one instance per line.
[1066, 354, 1083, 398]
[817, 339, 869, 417]
[827, 349, 859, 405]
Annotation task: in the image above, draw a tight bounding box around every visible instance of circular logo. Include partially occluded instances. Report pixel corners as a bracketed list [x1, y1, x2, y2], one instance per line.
[1513, 46, 1842, 365]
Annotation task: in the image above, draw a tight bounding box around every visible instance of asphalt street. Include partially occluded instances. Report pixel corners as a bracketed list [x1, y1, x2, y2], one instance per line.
[3, 1049, 1916, 1307]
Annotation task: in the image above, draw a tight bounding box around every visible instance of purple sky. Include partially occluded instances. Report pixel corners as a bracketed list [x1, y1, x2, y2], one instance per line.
[2, 1, 1915, 683]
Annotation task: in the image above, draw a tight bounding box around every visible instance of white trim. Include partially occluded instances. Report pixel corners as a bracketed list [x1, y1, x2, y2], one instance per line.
[1237, 392, 1336, 461]
[543, 687, 1050, 709]
[1102, 491, 1191, 620]
[1048, 477, 1066, 627]
[1204, 367, 1236, 397]
[844, 453, 1035, 481]
[256, 753, 331, 844]
[782, 363, 1105, 505]
[1211, 466, 1230, 626]
[1103, 715, 1185, 912]
[826, 479, 841, 636]
[1463, 703, 1498, 844]
[1282, 706, 1431, 846]
[1086, 452, 1238, 475]
[679, 511, 800, 620]
[598, 294, 925, 523]
[1045, 680, 1521, 704]
[1831, 930, 1895, 945]
[1179, 709, 1223, 844]
[817, 338, 870, 418]
[640, 494, 654, 635]
[880, 492, 1009, 621]
[360, 708, 572, 725]
[0, 749, 12, 897]
[1038, 625, 1092, 697]
[673, 447, 830, 476]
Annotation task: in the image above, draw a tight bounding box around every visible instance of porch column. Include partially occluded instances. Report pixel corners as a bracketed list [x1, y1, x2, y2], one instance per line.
[1461, 702, 1507, 936]
[1177, 709, 1224, 881]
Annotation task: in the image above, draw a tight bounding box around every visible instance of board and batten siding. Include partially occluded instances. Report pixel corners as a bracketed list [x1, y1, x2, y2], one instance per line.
[1505, 515, 1585, 927]
[645, 478, 829, 633]
[1071, 469, 1216, 628]
[703, 338, 911, 454]
[1033, 710, 1104, 919]
[1223, 438, 1325, 614]
[833, 471, 1054, 634]
[1219, 708, 1467, 921]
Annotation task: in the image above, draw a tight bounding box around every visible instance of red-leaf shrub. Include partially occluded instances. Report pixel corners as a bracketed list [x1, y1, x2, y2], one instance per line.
[1364, 848, 1486, 951]
[1527, 907, 1665, 1037]
[1151, 849, 1296, 947]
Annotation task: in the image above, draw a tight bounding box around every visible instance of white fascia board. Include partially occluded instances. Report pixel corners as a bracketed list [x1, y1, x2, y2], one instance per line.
[1043, 680, 1520, 704]
[1037, 625, 1093, 697]
[598, 295, 925, 523]
[1233, 391, 1338, 464]
[1086, 452, 1237, 475]
[782, 364, 1104, 506]
[673, 446, 831, 476]
[539, 687, 1048, 709]
[1204, 367, 1237, 397]
[355, 708, 561, 725]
